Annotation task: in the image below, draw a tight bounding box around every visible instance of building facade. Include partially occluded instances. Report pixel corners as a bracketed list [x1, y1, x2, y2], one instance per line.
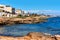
[0, 4, 15, 13]
[0, 4, 15, 17]
[15, 9, 22, 15]
[0, 4, 25, 17]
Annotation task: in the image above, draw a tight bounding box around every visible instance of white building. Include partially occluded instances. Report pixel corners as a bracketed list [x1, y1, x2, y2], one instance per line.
[0, 4, 15, 17]
[15, 9, 22, 15]
[0, 4, 15, 13]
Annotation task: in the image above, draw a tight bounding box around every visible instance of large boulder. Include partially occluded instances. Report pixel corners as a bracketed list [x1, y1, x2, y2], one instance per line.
[27, 32, 55, 40]
[55, 35, 60, 40]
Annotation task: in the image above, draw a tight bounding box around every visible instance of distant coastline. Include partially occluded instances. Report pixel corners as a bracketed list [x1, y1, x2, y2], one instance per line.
[0, 4, 51, 25]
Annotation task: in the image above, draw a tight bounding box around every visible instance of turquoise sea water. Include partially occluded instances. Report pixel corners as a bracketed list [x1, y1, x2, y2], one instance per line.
[0, 17, 60, 36]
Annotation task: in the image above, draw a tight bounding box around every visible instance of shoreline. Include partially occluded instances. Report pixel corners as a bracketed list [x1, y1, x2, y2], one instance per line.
[0, 16, 48, 25]
[0, 32, 60, 40]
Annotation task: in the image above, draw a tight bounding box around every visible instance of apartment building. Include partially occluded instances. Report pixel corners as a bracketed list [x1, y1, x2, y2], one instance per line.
[0, 4, 15, 13]
[0, 4, 15, 17]
[0, 4, 25, 17]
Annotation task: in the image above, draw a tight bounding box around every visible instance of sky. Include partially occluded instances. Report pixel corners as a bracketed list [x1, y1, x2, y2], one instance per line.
[0, 0, 60, 16]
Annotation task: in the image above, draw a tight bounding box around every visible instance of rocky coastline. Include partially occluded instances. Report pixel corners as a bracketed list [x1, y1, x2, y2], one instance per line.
[0, 16, 47, 25]
[0, 32, 60, 40]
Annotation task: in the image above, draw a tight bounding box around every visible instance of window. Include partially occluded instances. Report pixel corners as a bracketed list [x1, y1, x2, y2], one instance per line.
[0, 6, 4, 8]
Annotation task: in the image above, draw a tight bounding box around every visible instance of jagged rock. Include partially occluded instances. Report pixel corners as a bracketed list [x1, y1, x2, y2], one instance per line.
[27, 32, 55, 40]
[55, 35, 60, 40]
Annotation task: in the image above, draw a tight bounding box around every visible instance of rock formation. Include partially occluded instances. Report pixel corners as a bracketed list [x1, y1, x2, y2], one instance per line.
[0, 17, 47, 25]
[0, 32, 60, 40]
